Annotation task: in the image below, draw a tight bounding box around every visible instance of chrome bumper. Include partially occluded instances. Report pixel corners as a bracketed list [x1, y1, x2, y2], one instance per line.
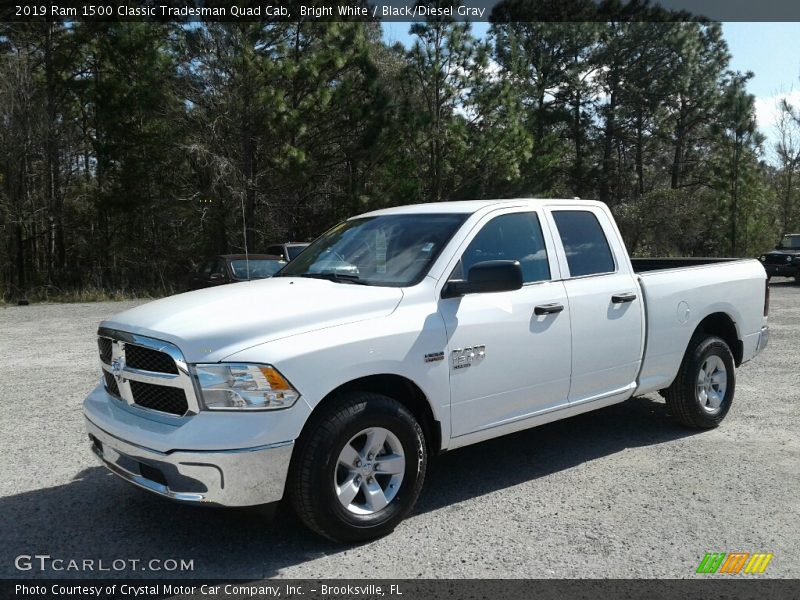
[85, 417, 293, 507]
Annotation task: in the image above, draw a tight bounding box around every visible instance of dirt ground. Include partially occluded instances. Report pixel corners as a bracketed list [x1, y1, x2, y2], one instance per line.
[1, 280, 797, 578]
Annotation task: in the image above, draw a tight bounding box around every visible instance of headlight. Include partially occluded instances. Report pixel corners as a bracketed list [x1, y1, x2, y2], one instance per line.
[194, 363, 299, 410]
[759, 255, 766, 262]
[786, 256, 793, 263]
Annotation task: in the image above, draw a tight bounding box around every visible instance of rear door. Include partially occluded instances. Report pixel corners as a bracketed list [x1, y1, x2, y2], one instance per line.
[439, 209, 572, 437]
[545, 206, 644, 404]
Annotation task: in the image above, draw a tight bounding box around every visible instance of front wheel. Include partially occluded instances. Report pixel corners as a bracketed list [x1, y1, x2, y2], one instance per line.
[664, 335, 736, 429]
[288, 392, 427, 542]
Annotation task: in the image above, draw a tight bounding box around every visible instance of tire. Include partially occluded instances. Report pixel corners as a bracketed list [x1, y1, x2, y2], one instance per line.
[664, 335, 736, 429]
[288, 392, 427, 542]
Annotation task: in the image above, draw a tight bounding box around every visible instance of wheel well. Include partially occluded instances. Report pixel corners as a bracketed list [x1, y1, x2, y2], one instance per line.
[695, 312, 743, 366]
[304, 374, 442, 455]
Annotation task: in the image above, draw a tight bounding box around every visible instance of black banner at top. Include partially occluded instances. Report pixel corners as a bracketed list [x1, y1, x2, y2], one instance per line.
[2, 0, 800, 23]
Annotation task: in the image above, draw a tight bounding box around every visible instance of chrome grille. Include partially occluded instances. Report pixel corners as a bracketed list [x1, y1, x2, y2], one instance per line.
[103, 370, 120, 397]
[98, 337, 113, 364]
[129, 381, 188, 415]
[97, 328, 199, 417]
[125, 344, 178, 374]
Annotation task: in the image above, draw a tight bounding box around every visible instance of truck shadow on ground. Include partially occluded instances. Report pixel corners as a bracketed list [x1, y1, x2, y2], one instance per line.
[0, 396, 697, 579]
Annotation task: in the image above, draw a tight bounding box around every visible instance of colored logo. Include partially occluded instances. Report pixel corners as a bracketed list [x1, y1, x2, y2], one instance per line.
[696, 552, 773, 574]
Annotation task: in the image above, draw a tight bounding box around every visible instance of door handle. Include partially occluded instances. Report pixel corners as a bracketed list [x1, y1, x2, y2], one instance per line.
[534, 303, 564, 315]
[611, 292, 637, 304]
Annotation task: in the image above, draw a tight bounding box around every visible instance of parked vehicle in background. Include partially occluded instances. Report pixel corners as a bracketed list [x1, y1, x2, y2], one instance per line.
[188, 254, 286, 290]
[266, 242, 309, 262]
[85, 199, 769, 542]
[759, 234, 800, 281]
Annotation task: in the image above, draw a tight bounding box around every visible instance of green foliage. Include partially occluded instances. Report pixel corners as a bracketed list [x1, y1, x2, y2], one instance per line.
[0, 17, 794, 301]
[616, 189, 722, 257]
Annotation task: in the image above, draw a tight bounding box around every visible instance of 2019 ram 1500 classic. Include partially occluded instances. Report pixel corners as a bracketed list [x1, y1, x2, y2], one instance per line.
[84, 199, 770, 541]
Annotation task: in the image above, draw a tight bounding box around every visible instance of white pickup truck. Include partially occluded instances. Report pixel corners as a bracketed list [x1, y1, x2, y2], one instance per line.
[84, 199, 769, 541]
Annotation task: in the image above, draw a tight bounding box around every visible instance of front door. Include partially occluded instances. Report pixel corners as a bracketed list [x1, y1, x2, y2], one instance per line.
[439, 210, 572, 437]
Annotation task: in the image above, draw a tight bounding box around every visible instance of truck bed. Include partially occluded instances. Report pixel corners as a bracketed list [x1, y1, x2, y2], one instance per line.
[633, 258, 767, 397]
[631, 257, 740, 273]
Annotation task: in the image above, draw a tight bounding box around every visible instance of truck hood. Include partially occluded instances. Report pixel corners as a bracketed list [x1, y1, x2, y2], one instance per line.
[101, 277, 404, 362]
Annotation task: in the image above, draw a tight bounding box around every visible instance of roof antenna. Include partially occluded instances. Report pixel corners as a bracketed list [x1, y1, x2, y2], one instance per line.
[240, 194, 250, 281]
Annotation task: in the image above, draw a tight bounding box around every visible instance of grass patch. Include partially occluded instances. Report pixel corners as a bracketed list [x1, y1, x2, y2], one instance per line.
[2, 286, 170, 305]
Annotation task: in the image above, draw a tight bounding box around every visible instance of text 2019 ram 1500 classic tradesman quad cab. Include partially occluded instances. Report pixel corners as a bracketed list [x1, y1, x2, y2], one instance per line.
[84, 199, 770, 541]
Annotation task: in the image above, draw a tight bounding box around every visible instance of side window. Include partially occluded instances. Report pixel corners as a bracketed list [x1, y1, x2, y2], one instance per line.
[210, 260, 226, 276]
[453, 212, 550, 284]
[552, 210, 615, 277]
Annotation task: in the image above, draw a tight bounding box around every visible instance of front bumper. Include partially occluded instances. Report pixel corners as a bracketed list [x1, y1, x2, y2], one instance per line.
[86, 417, 293, 506]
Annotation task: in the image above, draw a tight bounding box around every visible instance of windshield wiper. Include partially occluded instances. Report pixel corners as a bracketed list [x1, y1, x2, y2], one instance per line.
[295, 272, 370, 285]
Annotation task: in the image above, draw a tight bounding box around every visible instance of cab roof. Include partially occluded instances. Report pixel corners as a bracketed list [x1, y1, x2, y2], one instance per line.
[355, 198, 605, 218]
[219, 254, 284, 261]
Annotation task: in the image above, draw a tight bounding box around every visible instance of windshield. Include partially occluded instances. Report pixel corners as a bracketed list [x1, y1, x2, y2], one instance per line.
[229, 259, 285, 279]
[278, 213, 468, 286]
[778, 235, 800, 249]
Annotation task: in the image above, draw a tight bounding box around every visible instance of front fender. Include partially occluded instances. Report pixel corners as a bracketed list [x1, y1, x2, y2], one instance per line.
[224, 304, 452, 445]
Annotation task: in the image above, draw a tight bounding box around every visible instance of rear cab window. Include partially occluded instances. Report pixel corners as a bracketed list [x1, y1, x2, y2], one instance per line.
[211, 260, 226, 276]
[552, 210, 616, 277]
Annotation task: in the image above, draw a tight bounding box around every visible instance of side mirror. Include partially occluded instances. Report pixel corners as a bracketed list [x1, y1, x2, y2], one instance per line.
[442, 260, 523, 299]
[209, 273, 225, 281]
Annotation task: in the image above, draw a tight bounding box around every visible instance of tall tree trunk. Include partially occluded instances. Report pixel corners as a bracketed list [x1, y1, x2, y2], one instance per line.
[572, 88, 583, 197]
[15, 222, 25, 290]
[241, 96, 256, 253]
[214, 197, 228, 254]
[730, 137, 740, 256]
[44, 21, 65, 282]
[784, 169, 794, 231]
[671, 106, 686, 189]
[600, 90, 616, 205]
[635, 111, 645, 197]
[535, 86, 546, 146]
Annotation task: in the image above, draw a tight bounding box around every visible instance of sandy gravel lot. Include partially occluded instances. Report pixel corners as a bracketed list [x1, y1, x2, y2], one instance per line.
[1, 281, 798, 579]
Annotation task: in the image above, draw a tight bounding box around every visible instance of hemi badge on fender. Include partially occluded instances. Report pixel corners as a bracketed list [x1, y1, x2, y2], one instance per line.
[424, 352, 444, 363]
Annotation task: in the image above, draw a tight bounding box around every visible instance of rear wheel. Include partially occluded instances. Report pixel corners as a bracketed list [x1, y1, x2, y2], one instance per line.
[664, 335, 736, 429]
[288, 392, 427, 542]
